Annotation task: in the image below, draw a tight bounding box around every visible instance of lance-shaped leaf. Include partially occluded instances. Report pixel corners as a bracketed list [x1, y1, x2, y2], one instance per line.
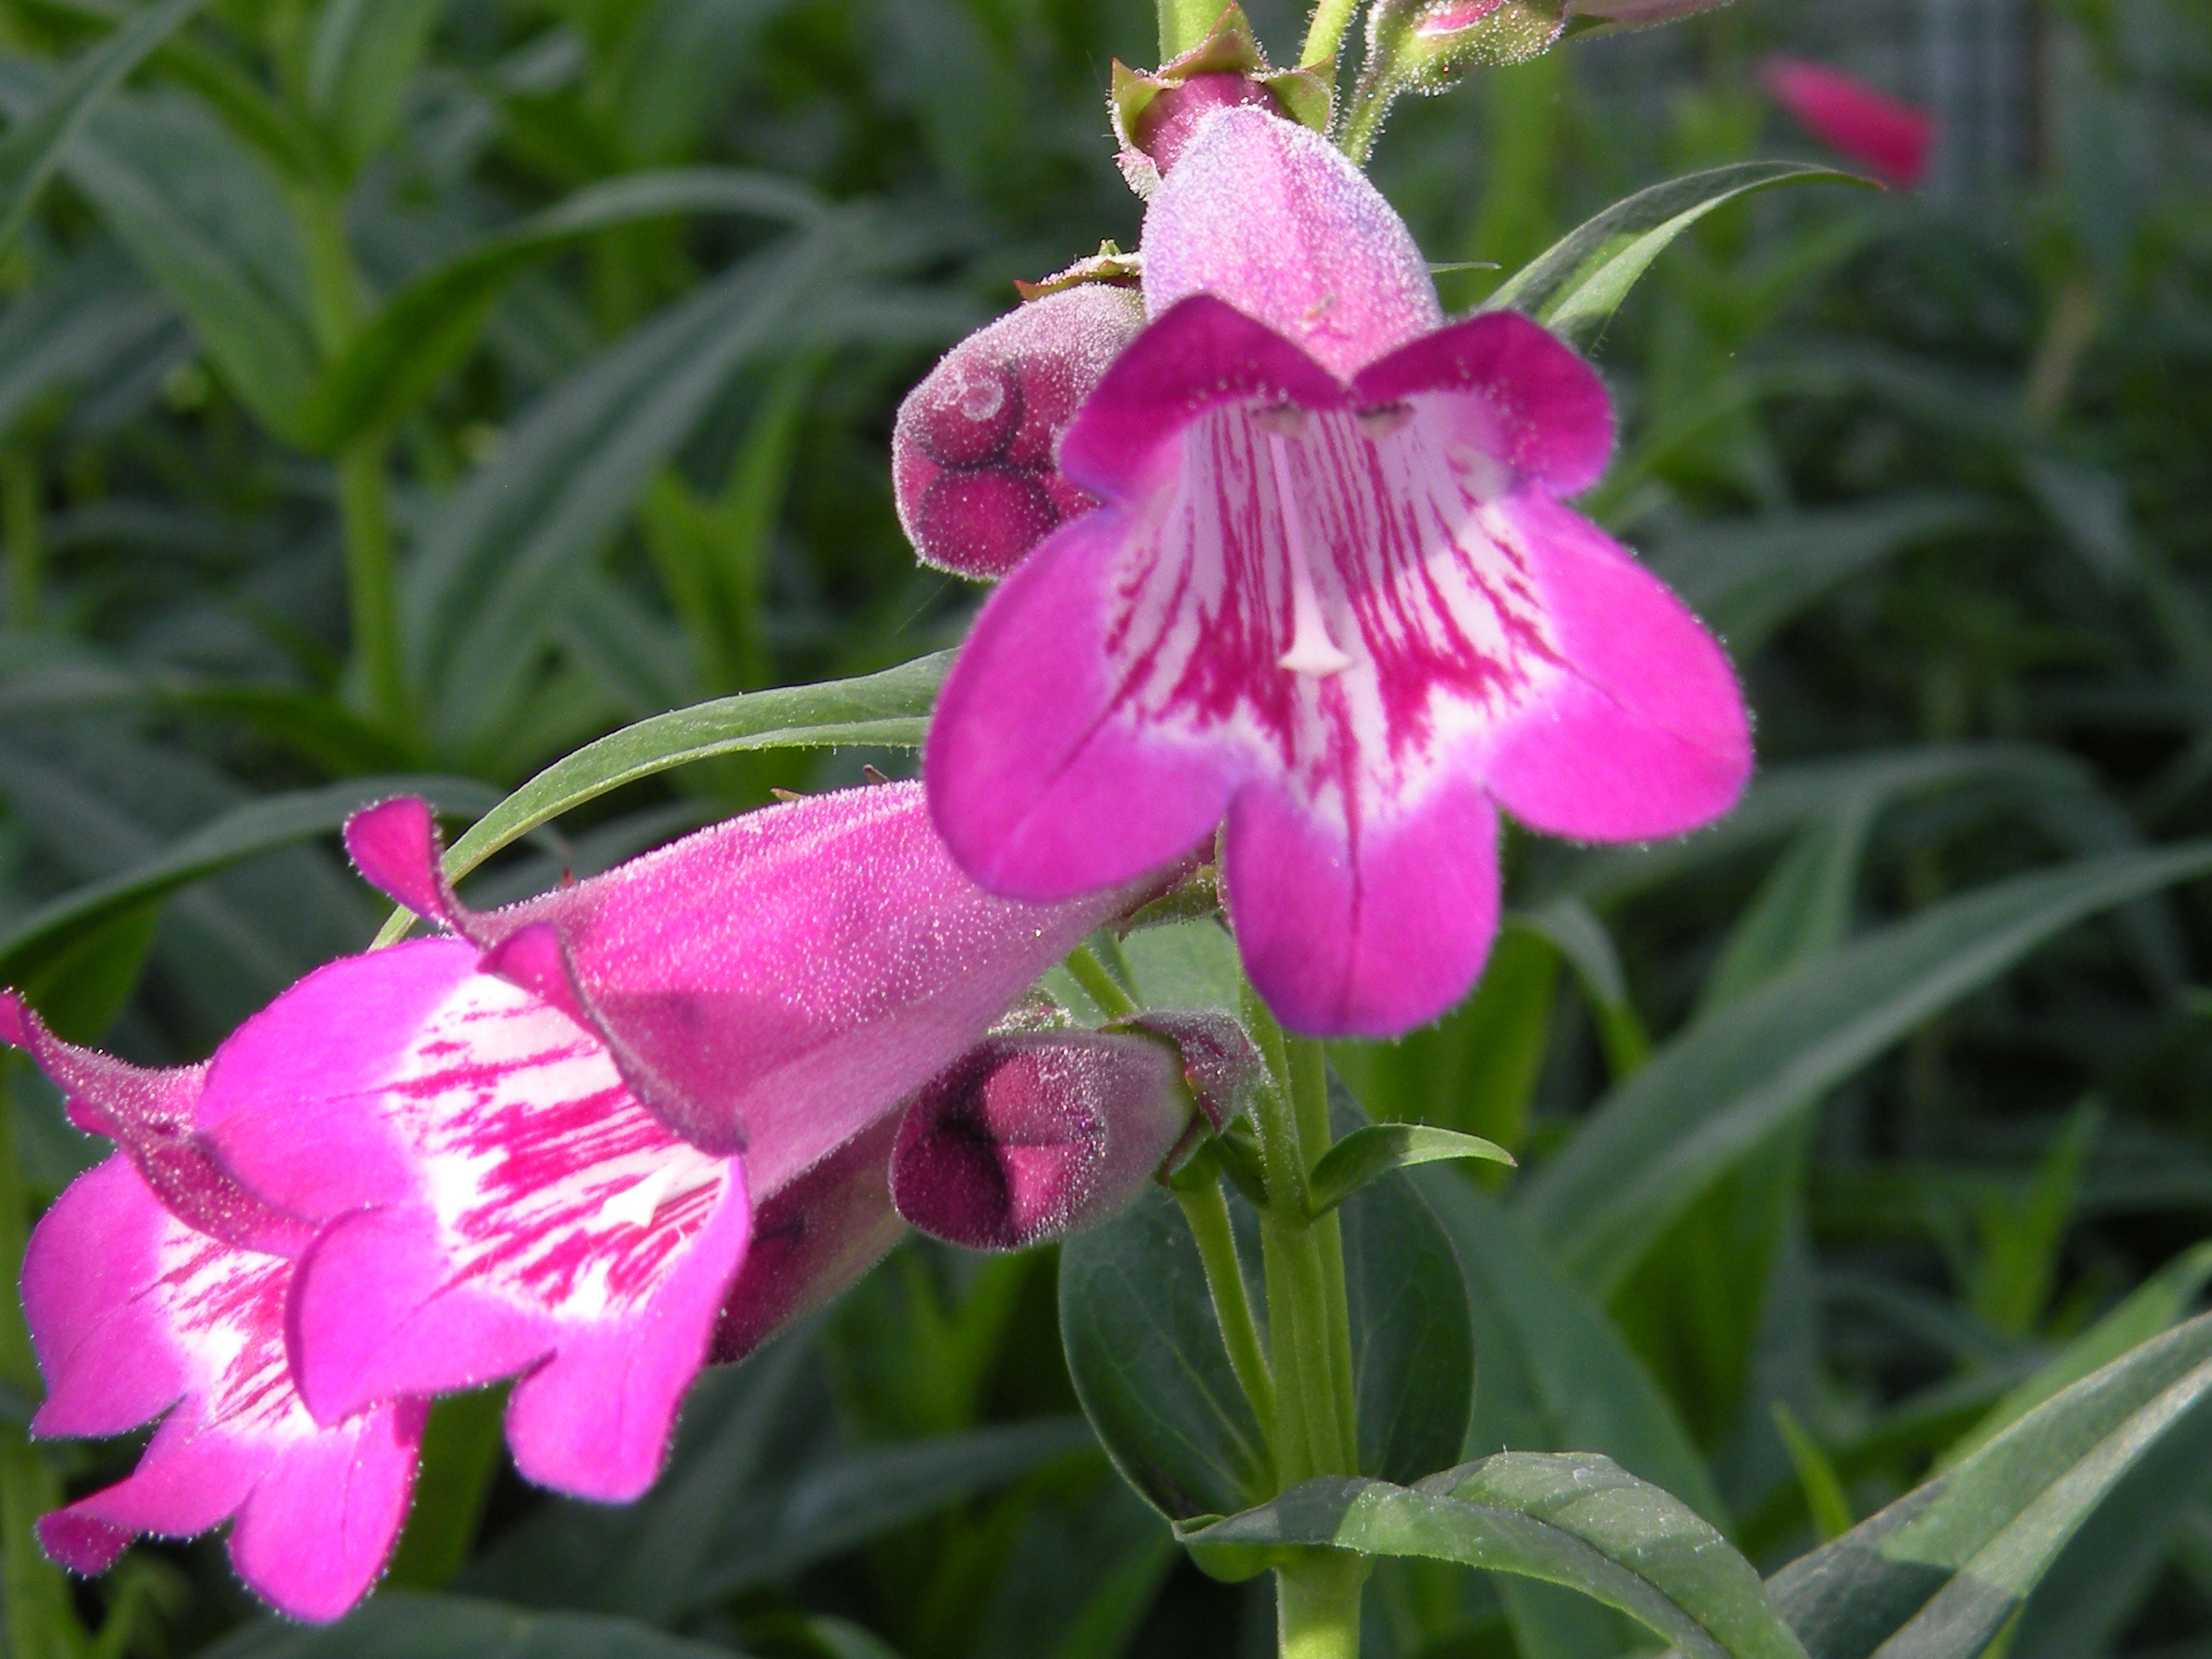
[1178, 1455, 1806, 1659]
[1305, 1123, 1515, 1215]
[1767, 1312, 2212, 1659]
[1483, 162, 1869, 345]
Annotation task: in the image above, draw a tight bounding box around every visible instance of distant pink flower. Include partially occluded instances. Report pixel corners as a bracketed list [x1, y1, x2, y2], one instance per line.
[1, 999, 421, 1622]
[1762, 57, 1934, 190]
[926, 107, 1753, 1038]
[895, 286, 1145, 580]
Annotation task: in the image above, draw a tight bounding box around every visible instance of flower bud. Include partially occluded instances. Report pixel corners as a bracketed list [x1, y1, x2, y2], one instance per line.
[1761, 57, 1933, 190]
[890, 1032, 1193, 1251]
[893, 284, 1144, 580]
[1108, 5, 1331, 197]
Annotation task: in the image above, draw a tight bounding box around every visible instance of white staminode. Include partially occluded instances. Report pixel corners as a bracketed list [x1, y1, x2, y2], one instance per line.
[1265, 428, 1354, 678]
[599, 1164, 678, 1230]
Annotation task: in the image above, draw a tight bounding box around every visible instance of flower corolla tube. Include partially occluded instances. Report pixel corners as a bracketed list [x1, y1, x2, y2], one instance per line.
[0, 781, 1134, 1617]
[925, 106, 1754, 1038]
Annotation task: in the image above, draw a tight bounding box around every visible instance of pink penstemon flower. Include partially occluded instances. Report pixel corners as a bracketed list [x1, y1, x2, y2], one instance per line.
[2, 781, 1143, 1615]
[925, 105, 1754, 1038]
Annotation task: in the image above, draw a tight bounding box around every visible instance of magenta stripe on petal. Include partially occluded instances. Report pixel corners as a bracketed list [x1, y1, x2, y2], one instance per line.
[1141, 107, 1443, 378]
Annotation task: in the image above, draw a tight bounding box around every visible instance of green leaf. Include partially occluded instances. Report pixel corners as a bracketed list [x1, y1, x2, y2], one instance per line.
[1770, 1404, 1853, 1542]
[1768, 1312, 2212, 1659]
[0, 0, 206, 253]
[1178, 1455, 1807, 1659]
[48, 83, 320, 439]
[386, 1386, 509, 1590]
[1409, 1168, 1726, 1525]
[1653, 496, 1995, 654]
[1945, 1238, 2212, 1467]
[305, 0, 444, 167]
[369, 653, 947, 946]
[1519, 843, 2212, 1299]
[1484, 161, 1869, 345]
[0, 774, 500, 989]
[1307, 1124, 1515, 1216]
[197, 1591, 742, 1658]
[1060, 1181, 1273, 1523]
[303, 169, 827, 450]
[464, 1342, 1091, 1622]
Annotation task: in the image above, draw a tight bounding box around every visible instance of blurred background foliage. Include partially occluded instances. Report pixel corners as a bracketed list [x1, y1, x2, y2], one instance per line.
[3, 0, 2212, 1653]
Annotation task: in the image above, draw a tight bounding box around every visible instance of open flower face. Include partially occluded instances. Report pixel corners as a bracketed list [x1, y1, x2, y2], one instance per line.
[926, 106, 1752, 1038]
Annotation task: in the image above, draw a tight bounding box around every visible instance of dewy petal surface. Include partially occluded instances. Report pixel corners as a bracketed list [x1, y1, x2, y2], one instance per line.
[197, 939, 749, 1502]
[1141, 106, 1442, 378]
[347, 784, 1129, 1183]
[22, 1156, 421, 1621]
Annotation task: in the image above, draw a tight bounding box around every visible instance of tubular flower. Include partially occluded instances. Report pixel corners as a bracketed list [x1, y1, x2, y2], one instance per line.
[343, 782, 1130, 1188]
[893, 285, 1146, 581]
[1761, 57, 1934, 190]
[926, 106, 1752, 1038]
[0, 997, 422, 1623]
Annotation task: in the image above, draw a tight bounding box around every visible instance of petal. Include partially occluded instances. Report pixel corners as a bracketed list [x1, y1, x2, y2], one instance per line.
[893, 285, 1145, 579]
[1353, 311, 1616, 498]
[926, 509, 1241, 901]
[24, 1157, 193, 1438]
[1057, 296, 1345, 503]
[1223, 770, 1501, 1037]
[0, 994, 305, 1256]
[345, 785, 1131, 1183]
[712, 1112, 904, 1365]
[24, 1159, 421, 1621]
[1142, 106, 1443, 378]
[1482, 493, 1753, 841]
[225, 1399, 425, 1621]
[890, 1033, 1191, 1250]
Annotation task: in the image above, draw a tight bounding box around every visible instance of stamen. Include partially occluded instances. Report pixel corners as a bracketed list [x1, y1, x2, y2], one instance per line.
[1357, 402, 1413, 441]
[1266, 430, 1354, 678]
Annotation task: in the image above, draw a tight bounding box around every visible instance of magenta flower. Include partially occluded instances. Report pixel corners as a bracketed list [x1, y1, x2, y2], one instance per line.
[344, 782, 1130, 1188]
[1, 999, 422, 1623]
[925, 107, 1752, 1037]
[1762, 56, 1934, 190]
[894, 285, 1145, 580]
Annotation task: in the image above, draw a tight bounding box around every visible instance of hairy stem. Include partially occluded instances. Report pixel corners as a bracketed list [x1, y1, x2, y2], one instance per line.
[1278, 1552, 1369, 1659]
[1176, 1174, 1277, 1433]
[1065, 943, 1138, 1019]
[1300, 0, 1363, 72]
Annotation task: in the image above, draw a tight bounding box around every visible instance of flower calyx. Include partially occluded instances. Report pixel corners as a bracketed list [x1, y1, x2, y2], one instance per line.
[1109, 5, 1331, 197]
[1346, 0, 1567, 159]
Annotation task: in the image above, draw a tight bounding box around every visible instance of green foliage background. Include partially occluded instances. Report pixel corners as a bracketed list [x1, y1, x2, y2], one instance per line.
[3, 0, 2212, 1653]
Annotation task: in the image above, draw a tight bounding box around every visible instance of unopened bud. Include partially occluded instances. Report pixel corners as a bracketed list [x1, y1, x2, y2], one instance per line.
[893, 285, 1144, 580]
[1346, 0, 1565, 158]
[1109, 6, 1331, 197]
[890, 1032, 1193, 1251]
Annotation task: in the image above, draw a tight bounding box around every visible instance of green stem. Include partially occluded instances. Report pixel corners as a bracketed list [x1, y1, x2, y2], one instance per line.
[1066, 943, 1138, 1019]
[338, 437, 409, 736]
[1300, 0, 1363, 71]
[1176, 1175, 1276, 1432]
[1159, 0, 1225, 60]
[1289, 1037, 1358, 1461]
[1277, 1553, 1369, 1659]
[4, 449, 41, 629]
